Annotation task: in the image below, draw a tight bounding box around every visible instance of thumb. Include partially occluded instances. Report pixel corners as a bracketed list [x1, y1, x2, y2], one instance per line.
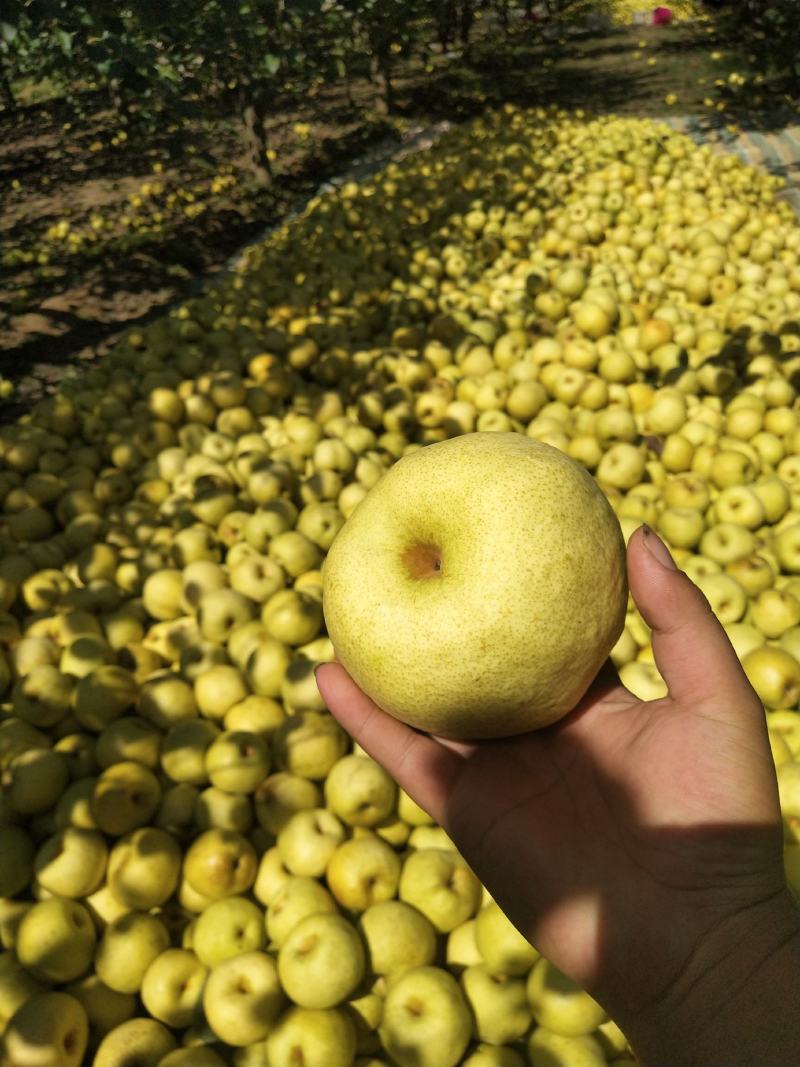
[626, 524, 760, 715]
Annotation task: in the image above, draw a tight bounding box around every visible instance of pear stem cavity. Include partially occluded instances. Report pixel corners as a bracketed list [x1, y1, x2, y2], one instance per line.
[403, 541, 443, 580]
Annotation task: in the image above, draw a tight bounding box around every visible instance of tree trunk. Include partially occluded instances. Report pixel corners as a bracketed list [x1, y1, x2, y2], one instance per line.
[369, 52, 393, 115]
[524, 0, 534, 20]
[497, 0, 509, 35]
[0, 64, 15, 111]
[240, 93, 273, 187]
[459, 2, 475, 44]
[344, 67, 356, 110]
[438, 1, 457, 50]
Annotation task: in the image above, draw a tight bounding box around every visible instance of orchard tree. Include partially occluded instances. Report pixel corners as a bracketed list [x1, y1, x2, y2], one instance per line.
[2, 0, 339, 186]
[333, 0, 428, 114]
[0, 1, 190, 124]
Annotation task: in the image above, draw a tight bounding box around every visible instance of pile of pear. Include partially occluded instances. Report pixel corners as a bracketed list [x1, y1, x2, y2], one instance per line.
[1, 105, 800, 1067]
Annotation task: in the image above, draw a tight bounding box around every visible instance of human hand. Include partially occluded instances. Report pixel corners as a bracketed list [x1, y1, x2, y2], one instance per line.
[316, 524, 800, 1065]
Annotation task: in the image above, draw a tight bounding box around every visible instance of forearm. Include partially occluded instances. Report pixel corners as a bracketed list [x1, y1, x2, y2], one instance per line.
[623, 891, 800, 1067]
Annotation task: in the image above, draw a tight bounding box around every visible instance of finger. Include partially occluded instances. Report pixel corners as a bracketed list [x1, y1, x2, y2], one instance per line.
[626, 524, 761, 717]
[315, 662, 462, 825]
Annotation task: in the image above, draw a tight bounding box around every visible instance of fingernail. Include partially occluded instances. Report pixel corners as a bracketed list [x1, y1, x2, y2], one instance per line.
[642, 525, 677, 571]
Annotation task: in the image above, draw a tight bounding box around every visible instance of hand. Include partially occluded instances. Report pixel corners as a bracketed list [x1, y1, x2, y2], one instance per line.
[317, 524, 800, 1064]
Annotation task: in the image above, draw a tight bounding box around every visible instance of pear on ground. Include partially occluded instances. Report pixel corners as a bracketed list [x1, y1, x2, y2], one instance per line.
[16, 898, 96, 984]
[345, 990, 384, 1055]
[0, 828, 35, 898]
[360, 899, 438, 979]
[253, 846, 293, 906]
[475, 901, 540, 976]
[398, 849, 482, 932]
[140, 948, 208, 1028]
[192, 895, 265, 966]
[92, 1017, 177, 1067]
[462, 1045, 526, 1067]
[447, 918, 484, 972]
[159, 1050, 228, 1067]
[278, 912, 365, 1009]
[461, 964, 532, 1045]
[2, 991, 88, 1067]
[203, 951, 284, 1047]
[64, 973, 136, 1038]
[277, 807, 346, 877]
[94, 912, 170, 994]
[527, 1027, 607, 1067]
[265, 1006, 356, 1067]
[266, 875, 338, 949]
[526, 958, 606, 1036]
[324, 754, 397, 827]
[379, 966, 472, 1067]
[0, 954, 43, 1032]
[106, 826, 181, 909]
[183, 828, 257, 899]
[326, 832, 401, 911]
[254, 772, 320, 835]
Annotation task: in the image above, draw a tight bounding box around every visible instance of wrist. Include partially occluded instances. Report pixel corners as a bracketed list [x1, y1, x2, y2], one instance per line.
[623, 889, 800, 1067]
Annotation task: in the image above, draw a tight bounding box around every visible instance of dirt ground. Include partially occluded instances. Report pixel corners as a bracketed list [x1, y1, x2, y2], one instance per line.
[0, 15, 774, 413]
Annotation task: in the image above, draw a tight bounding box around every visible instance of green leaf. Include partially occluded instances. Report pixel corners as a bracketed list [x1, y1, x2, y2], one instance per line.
[263, 52, 280, 74]
[55, 28, 72, 56]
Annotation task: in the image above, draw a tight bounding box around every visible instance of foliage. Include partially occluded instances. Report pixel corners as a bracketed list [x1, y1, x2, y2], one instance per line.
[715, 0, 800, 99]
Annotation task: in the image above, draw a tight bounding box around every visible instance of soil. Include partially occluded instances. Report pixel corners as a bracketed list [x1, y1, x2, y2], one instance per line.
[0, 14, 780, 416]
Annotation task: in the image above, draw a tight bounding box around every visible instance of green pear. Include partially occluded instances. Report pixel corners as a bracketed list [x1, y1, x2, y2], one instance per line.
[183, 828, 257, 899]
[462, 1045, 526, 1067]
[272, 710, 348, 779]
[527, 1026, 607, 1067]
[526, 958, 605, 1036]
[447, 918, 484, 971]
[474, 901, 540, 976]
[266, 876, 338, 949]
[202, 951, 284, 1046]
[159, 1049, 228, 1067]
[140, 948, 208, 1029]
[92, 1017, 177, 1067]
[2, 991, 88, 1067]
[278, 912, 365, 1009]
[379, 965, 472, 1067]
[266, 1006, 356, 1067]
[0, 953, 43, 1031]
[461, 964, 532, 1044]
[399, 848, 482, 932]
[193, 896, 266, 965]
[94, 912, 171, 994]
[106, 826, 181, 909]
[0, 826, 34, 898]
[254, 772, 321, 835]
[323, 433, 626, 738]
[64, 973, 136, 1037]
[326, 833, 402, 911]
[16, 898, 96, 983]
[160, 719, 220, 785]
[277, 808, 346, 877]
[360, 899, 438, 978]
[324, 754, 397, 827]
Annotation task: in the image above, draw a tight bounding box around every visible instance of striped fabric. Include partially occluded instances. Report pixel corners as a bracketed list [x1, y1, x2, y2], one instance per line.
[664, 114, 800, 216]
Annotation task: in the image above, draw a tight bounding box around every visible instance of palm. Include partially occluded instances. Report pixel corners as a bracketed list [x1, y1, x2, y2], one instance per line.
[436, 670, 783, 1012]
